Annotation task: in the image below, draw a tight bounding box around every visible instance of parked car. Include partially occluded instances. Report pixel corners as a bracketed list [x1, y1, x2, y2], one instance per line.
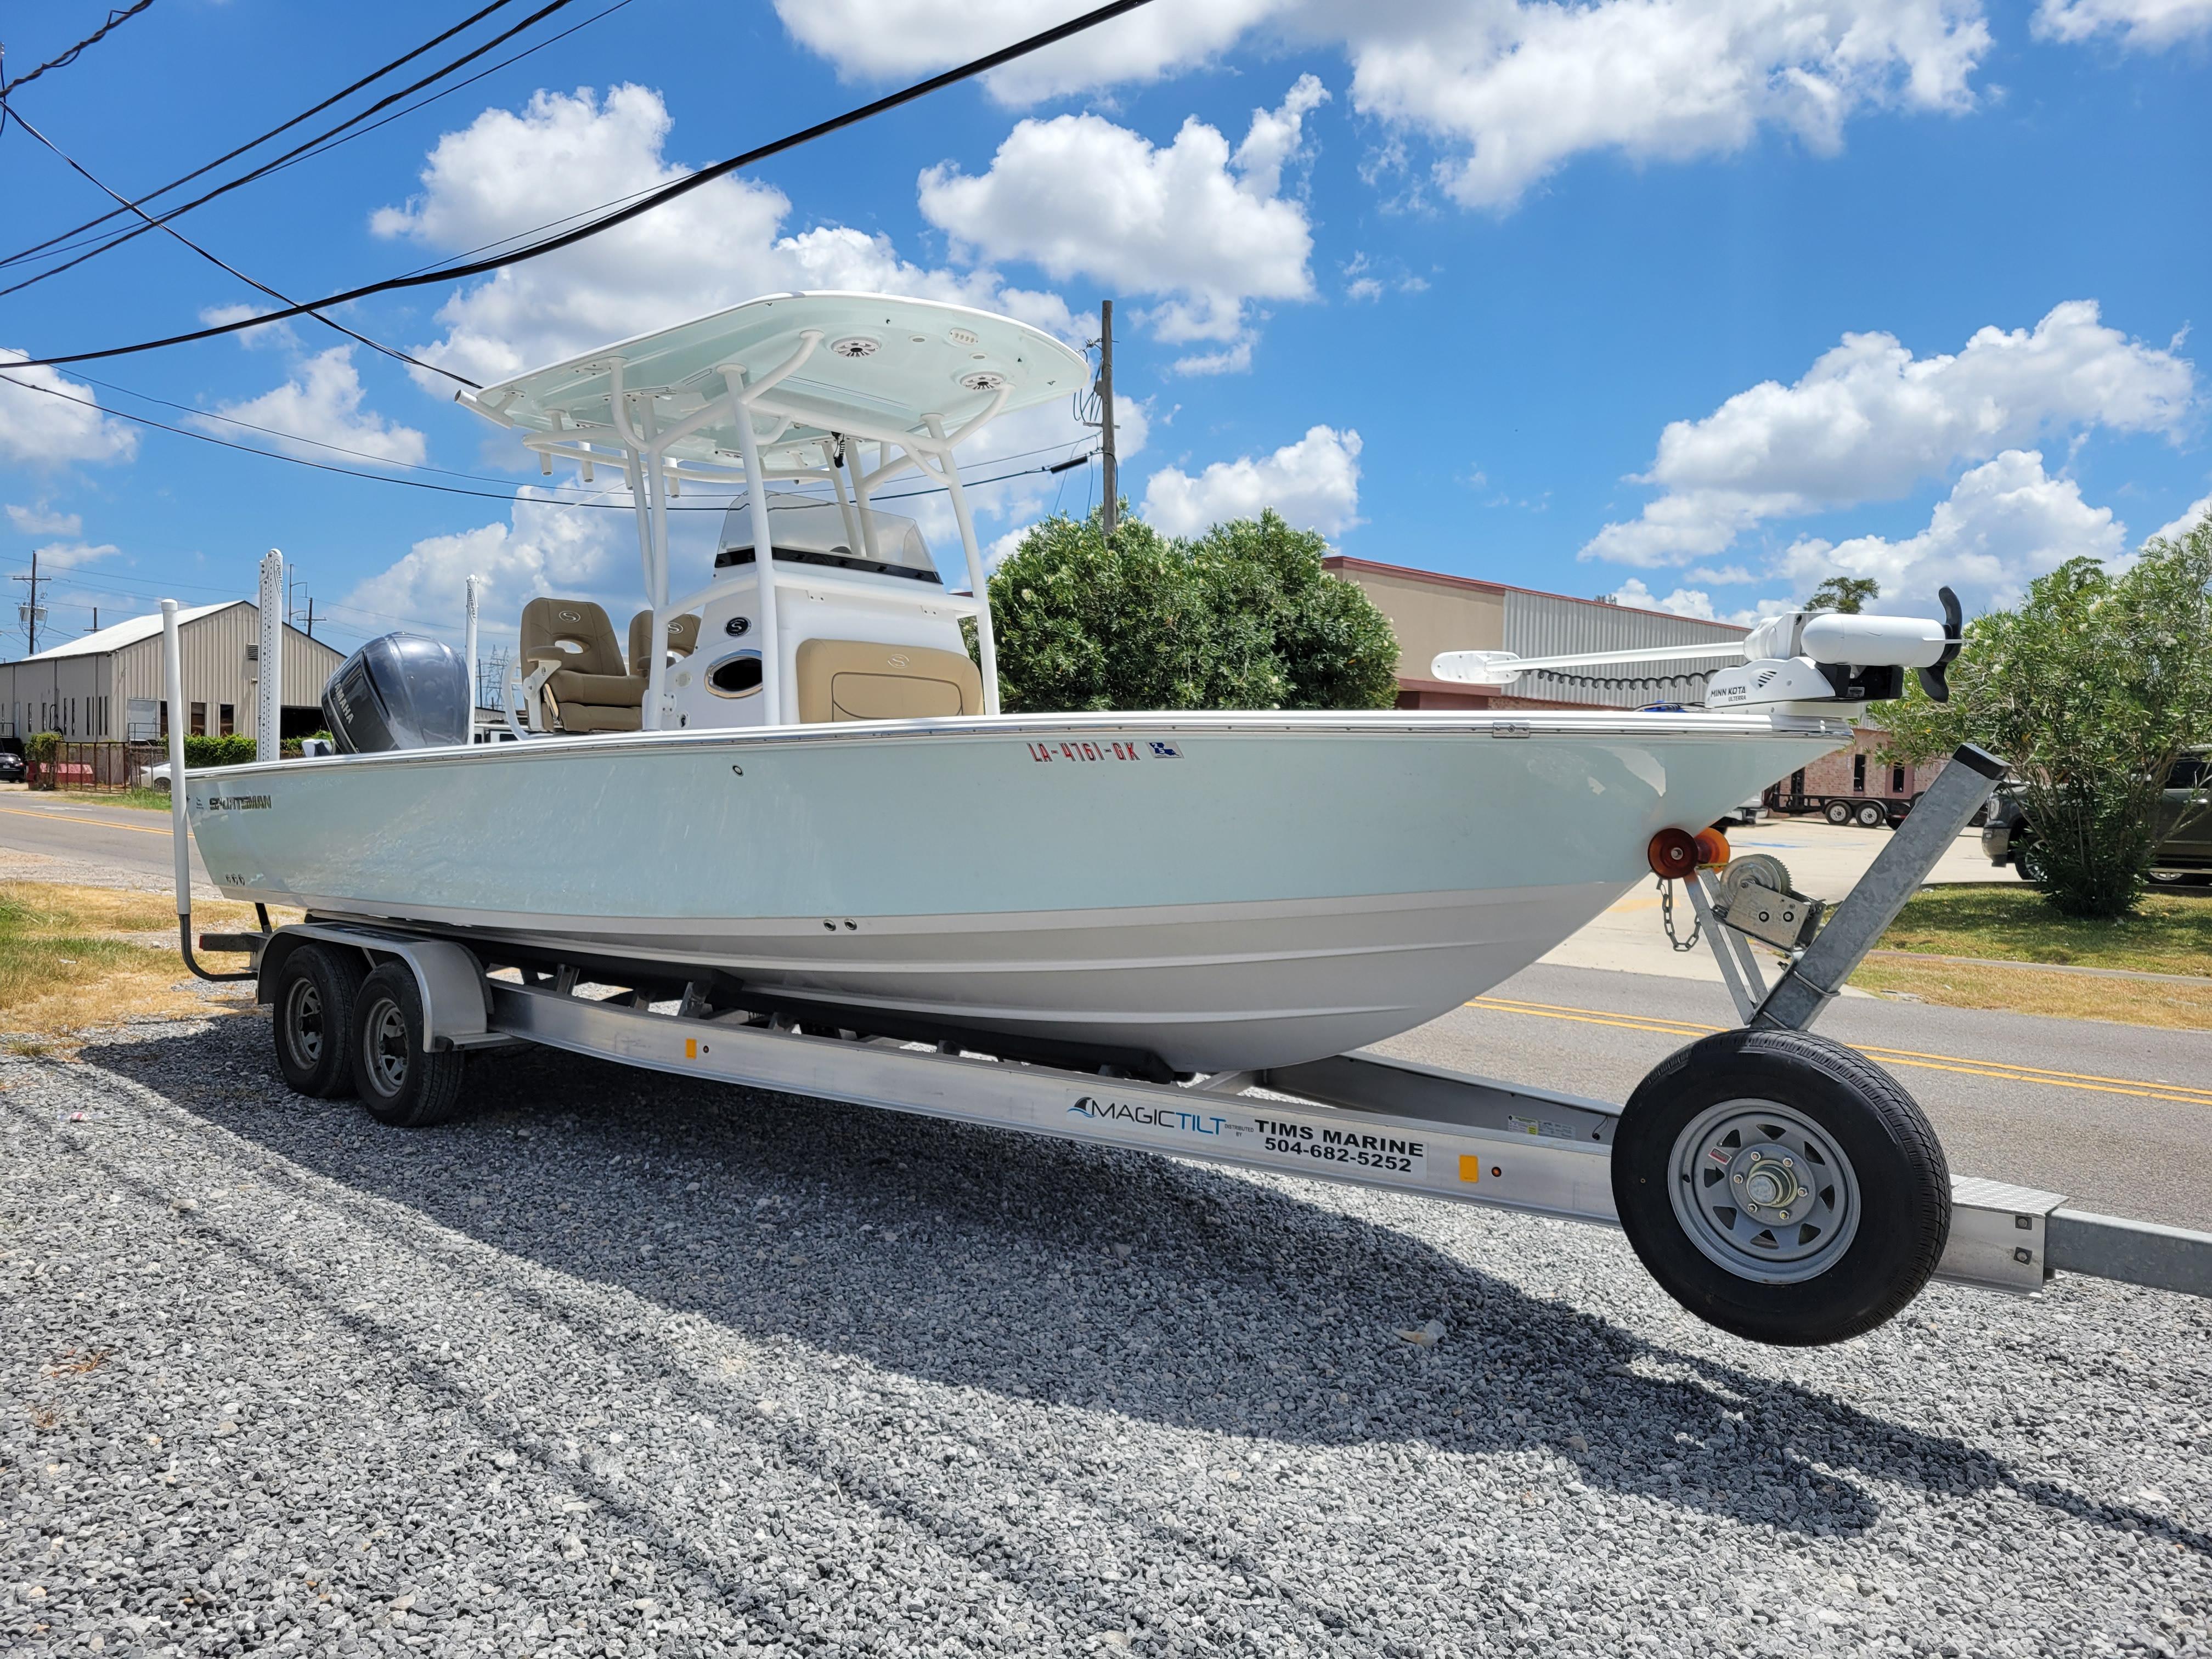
[0, 750, 24, 783]
[1982, 753, 2212, 884]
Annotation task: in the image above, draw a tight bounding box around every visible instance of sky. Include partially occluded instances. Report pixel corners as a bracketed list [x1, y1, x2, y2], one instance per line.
[1, 0, 2208, 663]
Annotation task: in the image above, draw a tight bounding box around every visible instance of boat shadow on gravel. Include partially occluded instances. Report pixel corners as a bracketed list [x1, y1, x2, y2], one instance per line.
[82, 1016, 2208, 1557]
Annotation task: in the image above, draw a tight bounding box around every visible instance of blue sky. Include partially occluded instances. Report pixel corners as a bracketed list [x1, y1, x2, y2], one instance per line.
[2, 0, 2208, 659]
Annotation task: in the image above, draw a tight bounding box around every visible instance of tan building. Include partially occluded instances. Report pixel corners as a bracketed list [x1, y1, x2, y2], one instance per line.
[0, 600, 342, 746]
[1324, 555, 1751, 709]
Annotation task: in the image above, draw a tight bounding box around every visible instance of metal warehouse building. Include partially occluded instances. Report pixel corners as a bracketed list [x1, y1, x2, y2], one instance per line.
[0, 600, 342, 746]
[1324, 556, 1750, 710]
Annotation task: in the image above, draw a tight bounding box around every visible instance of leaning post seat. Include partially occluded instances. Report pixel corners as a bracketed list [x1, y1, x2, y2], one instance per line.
[795, 639, 984, 724]
[628, 610, 702, 678]
[517, 597, 647, 733]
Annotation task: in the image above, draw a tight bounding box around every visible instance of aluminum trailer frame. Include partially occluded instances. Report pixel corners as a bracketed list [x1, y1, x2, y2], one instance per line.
[235, 921, 2211, 1308]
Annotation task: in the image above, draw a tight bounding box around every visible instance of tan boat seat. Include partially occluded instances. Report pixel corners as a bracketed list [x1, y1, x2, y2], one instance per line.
[795, 639, 983, 724]
[519, 597, 646, 733]
[628, 610, 701, 677]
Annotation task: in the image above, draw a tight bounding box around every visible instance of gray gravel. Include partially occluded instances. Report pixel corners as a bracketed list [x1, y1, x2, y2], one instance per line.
[4, 1011, 2209, 1658]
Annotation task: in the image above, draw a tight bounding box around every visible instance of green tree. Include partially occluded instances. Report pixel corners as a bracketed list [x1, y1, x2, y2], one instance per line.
[1883, 515, 2212, 918]
[1807, 576, 1880, 614]
[984, 505, 1400, 713]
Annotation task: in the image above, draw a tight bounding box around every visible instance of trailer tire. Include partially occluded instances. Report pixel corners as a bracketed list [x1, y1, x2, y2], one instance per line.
[1824, 800, 1852, 825]
[272, 943, 364, 1099]
[1612, 1028, 1949, 1346]
[1855, 802, 1887, 828]
[351, 962, 469, 1128]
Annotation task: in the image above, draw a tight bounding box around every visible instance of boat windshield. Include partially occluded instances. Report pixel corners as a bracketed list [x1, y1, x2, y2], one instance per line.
[712, 492, 939, 583]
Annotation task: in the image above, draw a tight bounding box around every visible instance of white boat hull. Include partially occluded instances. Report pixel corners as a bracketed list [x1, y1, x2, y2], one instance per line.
[187, 711, 1844, 1071]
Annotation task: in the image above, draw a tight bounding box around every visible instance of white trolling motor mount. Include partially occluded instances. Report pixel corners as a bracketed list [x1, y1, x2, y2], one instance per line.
[1431, 587, 1966, 715]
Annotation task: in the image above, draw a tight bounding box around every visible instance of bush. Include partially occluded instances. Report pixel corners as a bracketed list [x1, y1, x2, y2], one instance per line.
[24, 731, 61, 788]
[985, 506, 1400, 713]
[183, 734, 258, 768]
[1885, 513, 2212, 918]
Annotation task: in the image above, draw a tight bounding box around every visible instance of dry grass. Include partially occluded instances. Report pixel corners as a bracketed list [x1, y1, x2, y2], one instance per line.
[0, 882, 297, 1047]
[1850, 956, 2212, 1032]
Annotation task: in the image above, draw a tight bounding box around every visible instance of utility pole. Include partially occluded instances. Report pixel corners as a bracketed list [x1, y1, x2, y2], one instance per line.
[1097, 300, 1118, 540]
[301, 599, 316, 639]
[12, 549, 41, 655]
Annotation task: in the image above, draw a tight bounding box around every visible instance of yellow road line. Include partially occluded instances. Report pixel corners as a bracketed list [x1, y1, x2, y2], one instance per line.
[0, 804, 173, 837]
[1467, 995, 2212, 1108]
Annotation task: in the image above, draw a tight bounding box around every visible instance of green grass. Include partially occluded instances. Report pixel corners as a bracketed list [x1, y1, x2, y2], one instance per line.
[1874, 883, 2212, 978]
[53, 788, 174, 812]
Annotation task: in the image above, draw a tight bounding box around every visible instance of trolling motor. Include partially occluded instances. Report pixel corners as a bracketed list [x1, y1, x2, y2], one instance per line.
[1432, 586, 1967, 714]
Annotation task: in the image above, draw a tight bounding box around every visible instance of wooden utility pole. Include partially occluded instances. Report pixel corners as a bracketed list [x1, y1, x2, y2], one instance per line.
[12, 548, 41, 655]
[1098, 300, 1117, 540]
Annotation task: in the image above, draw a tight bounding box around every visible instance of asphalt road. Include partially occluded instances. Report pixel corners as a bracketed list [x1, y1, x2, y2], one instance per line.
[1385, 960, 2212, 1233]
[0, 789, 207, 889]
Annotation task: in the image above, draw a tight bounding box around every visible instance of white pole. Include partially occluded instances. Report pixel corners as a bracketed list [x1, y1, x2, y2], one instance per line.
[463, 574, 481, 718]
[730, 369, 783, 727]
[162, 601, 192, 921]
[256, 549, 283, 762]
[926, 415, 1000, 715]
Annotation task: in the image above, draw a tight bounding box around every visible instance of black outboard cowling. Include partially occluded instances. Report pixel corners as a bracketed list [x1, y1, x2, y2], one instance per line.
[321, 633, 470, 754]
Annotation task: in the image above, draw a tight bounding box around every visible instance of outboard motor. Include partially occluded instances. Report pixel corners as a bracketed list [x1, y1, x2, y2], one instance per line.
[321, 633, 470, 753]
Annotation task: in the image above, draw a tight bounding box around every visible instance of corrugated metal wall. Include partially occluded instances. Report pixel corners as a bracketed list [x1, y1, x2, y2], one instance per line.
[0, 603, 347, 741]
[1500, 591, 1746, 708]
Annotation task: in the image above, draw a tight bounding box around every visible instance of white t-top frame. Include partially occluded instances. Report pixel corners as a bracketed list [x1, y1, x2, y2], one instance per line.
[455, 292, 1090, 731]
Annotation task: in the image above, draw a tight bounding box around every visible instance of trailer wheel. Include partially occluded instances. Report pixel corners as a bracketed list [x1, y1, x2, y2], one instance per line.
[272, 943, 365, 1099]
[1855, 802, 1887, 828]
[351, 962, 469, 1128]
[1612, 1028, 1949, 1346]
[1824, 800, 1852, 825]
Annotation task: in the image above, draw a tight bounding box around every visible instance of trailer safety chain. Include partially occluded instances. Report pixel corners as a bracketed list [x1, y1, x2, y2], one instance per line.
[1659, 876, 1701, 951]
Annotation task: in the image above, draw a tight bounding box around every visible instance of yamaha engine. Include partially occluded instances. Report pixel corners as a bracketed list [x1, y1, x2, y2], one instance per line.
[321, 633, 471, 754]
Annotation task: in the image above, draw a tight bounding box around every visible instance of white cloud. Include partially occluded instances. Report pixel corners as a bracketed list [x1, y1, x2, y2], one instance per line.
[1143, 425, 1362, 536]
[198, 348, 428, 467]
[2147, 491, 2212, 546]
[6, 505, 81, 537]
[376, 85, 1080, 390]
[917, 80, 1324, 362]
[344, 488, 640, 642]
[27, 540, 120, 572]
[1776, 449, 2123, 611]
[1612, 577, 1793, 627]
[2033, 0, 2212, 47]
[771, 0, 1283, 103]
[0, 351, 138, 468]
[1348, 0, 1989, 211]
[1583, 301, 2194, 566]
[775, 0, 1993, 210]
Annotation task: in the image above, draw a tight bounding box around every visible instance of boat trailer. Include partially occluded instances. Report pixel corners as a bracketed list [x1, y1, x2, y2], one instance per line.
[172, 720, 2211, 1346]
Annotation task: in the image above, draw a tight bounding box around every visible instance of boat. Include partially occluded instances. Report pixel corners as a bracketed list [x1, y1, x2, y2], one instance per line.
[183, 291, 1908, 1076]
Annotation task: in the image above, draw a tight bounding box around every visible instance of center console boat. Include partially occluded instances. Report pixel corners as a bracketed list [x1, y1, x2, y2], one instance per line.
[183, 291, 1936, 1076]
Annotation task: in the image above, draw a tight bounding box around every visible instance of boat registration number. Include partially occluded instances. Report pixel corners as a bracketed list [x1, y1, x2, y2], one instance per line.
[1024, 738, 1182, 764]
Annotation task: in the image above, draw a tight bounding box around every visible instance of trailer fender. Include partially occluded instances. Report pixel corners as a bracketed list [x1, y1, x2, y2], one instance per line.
[258, 926, 491, 1052]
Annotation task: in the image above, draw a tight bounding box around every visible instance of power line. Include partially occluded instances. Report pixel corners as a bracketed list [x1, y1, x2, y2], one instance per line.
[0, 2, 160, 101]
[9, 0, 1162, 372]
[0, 0, 589, 299]
[0, 0, 523, 270]
[0, 100, 477, 387]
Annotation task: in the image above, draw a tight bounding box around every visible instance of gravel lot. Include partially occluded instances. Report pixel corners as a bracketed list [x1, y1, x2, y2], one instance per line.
[4, 1011, 2209, 1658]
